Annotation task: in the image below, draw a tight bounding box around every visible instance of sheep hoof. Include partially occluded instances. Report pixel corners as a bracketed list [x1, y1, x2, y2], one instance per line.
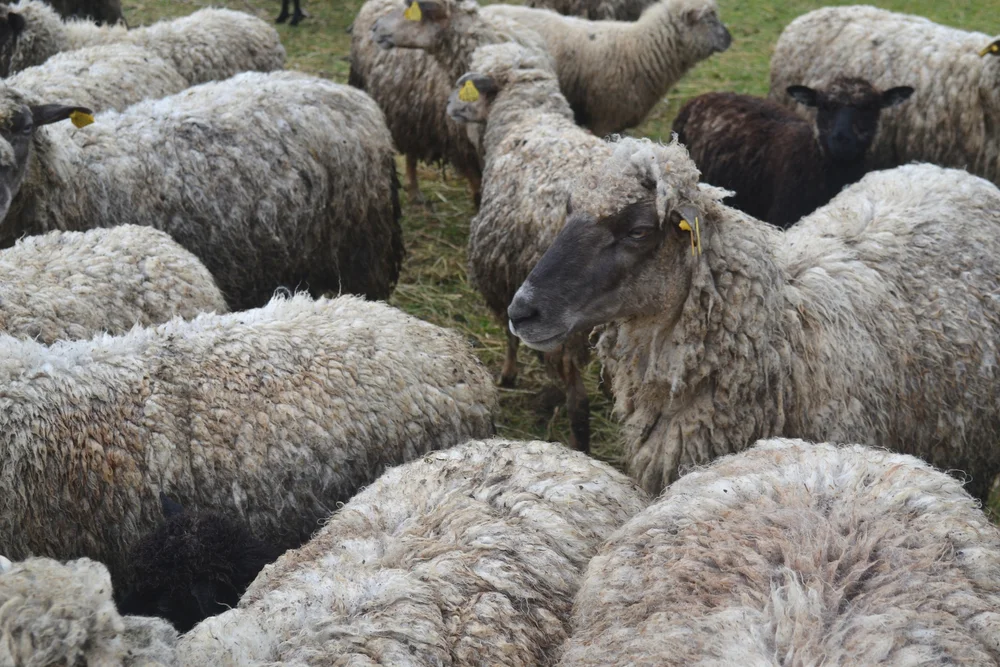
[497, 373, 516, 388]
[290, 11, 306, 26]
[275, 11, 289, 23]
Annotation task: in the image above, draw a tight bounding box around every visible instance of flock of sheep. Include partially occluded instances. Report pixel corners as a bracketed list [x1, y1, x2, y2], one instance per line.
[2, 0, 1000, 664]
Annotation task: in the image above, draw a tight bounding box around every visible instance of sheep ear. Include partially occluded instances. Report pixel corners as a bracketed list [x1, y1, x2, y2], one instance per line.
[676, 204, 706, 256]
[682, 8, 701, 25]
[979, 39, 1000, 57]
[30, 104, 93, 128]
[880, 86, 914, 108]
[159, 492, 185, 519]
[565, 194, 573, 216]
[3, 11, 24, 36]
[786, 85, 818, 108]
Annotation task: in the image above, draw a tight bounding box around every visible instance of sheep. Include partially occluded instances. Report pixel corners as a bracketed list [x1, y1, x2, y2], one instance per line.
[557, 438, 1000, 665]
[0, 1, 284, 84]
[524, 0, 657, 21]
[769, 6, 1000, 186]
[0, 293, 498, 589]
[276, 0, 304, 26]
[443, 42, 614, 452]
[175, 438, 648, 665]
[0, 71, 404, 311]
[0, 226, 227, 344]
[43, 0, 123, 25]
[672, 78, 914, 228]
[0, 557, 179, 666]
[116, 493, 282, 634]
[508, 136, 1000, 500]
[484, 0, 732, 135]
[349, 0, 483, 203]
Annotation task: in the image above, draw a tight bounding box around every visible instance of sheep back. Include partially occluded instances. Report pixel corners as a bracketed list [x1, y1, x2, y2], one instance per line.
[176, 438, 649, 665]
[0, 225, 227, 344]
[0, 294, 497, 586]
[43, 0, 123, 25]
[557, 438, 1000, 665]
[524, 0, 657, 21]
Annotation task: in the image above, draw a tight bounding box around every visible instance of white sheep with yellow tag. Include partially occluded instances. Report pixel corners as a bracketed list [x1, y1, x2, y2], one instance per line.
[769, 6, 1000, 186]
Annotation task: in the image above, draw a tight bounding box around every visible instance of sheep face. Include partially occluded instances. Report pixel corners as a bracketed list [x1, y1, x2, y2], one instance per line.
[446, 72, 498, 124]
[787, 77, 913, 165]
[0, 7, 25, 78]
[679, 4, 731, 58]
[371, 0, 453, 51]
[0, 95, 91, 222]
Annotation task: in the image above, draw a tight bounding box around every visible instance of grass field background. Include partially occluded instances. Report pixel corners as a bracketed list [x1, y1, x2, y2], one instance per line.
[122, 0, 1000, 479]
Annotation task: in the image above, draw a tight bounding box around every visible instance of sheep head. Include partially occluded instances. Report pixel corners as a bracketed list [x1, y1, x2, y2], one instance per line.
[509, 137, 721, 352]
[371, 0, 473, 51]
[787, 76, 913, 165]
[447, 43, 555, 124]
[675, 0, 731, 57]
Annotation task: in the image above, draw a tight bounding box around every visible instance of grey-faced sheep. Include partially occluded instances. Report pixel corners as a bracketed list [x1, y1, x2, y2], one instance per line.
[769, 6, 1000, 186]
[0, 225, 226, 344]
[276, 0, 304, 26]
[509, 136, 1000, 500]
[673, 78, 914, 228]
[7, 41, 185, 114]
[0, 71, 403, 311]
[175, 438, 648, 665]
[0, 557, 179, 667]
[557, 438, 1000, 665]
[0, 293, 497, 589]
[42, 0, 123, 25]
[117, 493, 282, 634]
[524, 0, 657, 21]
[445, 42, 614, 452]
[484, 0, 732, 135]
[0, 1, 284, 84]
[349, 0, 483, 203]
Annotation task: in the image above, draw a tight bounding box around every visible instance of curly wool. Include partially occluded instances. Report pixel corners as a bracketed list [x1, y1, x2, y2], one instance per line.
[0, 557, 178, 667]
[349, 0, 482, 194]
[175, 439, 648, 665]
[768, 6, 1000, 185]
[0, 294, 497, 588]
[2, 1, 284, 85]
[557, 439, 1000, 665]
[524, 0, 657, 21]
[585, 138, 1000, 499]
[8, 42, 186, 112]
[484, 0, 728, 135]
[0, 226, 226, 344]
[0, 72, 403, 310]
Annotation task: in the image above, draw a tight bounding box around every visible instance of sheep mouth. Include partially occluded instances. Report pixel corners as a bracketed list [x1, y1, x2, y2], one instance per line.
[370, 25, 395, 50]
[509, 321, 569, 352]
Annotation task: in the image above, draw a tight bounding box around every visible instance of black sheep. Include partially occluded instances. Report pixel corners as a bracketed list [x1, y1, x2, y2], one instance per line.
[673, 77, 913, 228]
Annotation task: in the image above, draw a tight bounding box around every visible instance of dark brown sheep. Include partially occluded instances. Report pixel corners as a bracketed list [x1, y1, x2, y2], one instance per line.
[673, 77, 913, 228]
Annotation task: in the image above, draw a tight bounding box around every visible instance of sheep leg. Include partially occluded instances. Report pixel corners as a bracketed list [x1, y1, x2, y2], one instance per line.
[290, 0, 307, 26]
[464, 169, 483, 209]
[404, 154, 429, 207]
[499, 328, 520, 388]
[276, 0, 291, 23]
[565, 348, 591, 454]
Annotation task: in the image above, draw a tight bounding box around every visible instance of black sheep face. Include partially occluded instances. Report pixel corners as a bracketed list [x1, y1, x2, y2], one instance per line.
[787, 77, 913, 165]
[116, 494, 281, 633]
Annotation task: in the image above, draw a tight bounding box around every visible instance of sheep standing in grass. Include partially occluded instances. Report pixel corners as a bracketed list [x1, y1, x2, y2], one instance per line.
[769, 6, 1000, 185]
[176, 439, 648, 665]
[525, 0, 657, 21]
[445, 43, 613, 452]
[485, 0, 732, 135]
[509, 137, 1000, 499]
[673, 78, 913, 227]
[0, 294, 497, 587]
[0, 557, 178, 666]
[0, 1, 284, 83]
[350, 0, 483, 204]
[0, 72, 403, 310]
[0, 226, 226, 344]
[558, 439, 1000, 665]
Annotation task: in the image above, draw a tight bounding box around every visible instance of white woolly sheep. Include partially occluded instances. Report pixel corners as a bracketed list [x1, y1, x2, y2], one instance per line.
[768, 6, 1000, 185]
[509, 137, 1000, 499]
[0, 71, 403, 310]
[175, 438, 648, 665]
[349, 0, 483, 203]
[557, 438, 1000, 665]
[524, 0, 657, 21]
[445, 42, 614, 452]
[0, 1, 284, 84]
[0, 557, 178, 667]
[7, 42, 186, 112]
[484, 0, 732, 135]
[42, 0, 123, 25]
[0, 225, 226, 344]
[0, 293, 497, 588]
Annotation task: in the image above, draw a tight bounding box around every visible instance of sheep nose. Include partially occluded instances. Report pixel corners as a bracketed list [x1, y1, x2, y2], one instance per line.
[507, 293, 540, 329]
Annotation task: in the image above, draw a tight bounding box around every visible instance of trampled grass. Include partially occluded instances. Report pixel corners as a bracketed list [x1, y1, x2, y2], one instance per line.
[122, 0, 1000, 493]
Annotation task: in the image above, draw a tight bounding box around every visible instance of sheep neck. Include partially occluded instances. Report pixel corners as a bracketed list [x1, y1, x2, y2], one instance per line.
[434, 11, 514, 83]
[481, 74, 574, 156]
[622, 0, 703, 99]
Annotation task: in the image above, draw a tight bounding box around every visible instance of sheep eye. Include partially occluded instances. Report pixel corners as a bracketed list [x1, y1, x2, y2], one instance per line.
[628, 227, 653, 241]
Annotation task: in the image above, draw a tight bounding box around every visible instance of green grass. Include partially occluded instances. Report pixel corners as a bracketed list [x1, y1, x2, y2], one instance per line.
[122, 0, 1000, 490]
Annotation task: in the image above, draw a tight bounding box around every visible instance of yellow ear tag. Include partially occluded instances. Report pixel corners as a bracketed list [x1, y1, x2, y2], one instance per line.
[979, 41, 1000, 57]
[458, 79, 480, 103]
[403, 1, 422, 21]
[69, 110, 94, 128]
[679, 216, 702, 256]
